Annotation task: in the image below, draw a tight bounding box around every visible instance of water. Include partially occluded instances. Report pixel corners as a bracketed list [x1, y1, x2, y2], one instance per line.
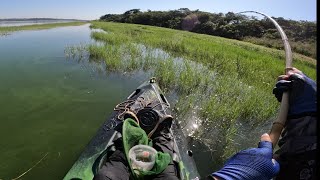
[0, 24, 147, 179]
[0, 24, 271, 179]
[0, 19, 82, 27]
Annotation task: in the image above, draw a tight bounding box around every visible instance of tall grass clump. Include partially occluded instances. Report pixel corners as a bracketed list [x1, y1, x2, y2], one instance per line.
[91, 32, 130, 45]
[88, 43, 136, 72]
[88, 44, 107, 60]
[153, 58, 177, 91]
[178, 61, 207, 94]
[124, 43, 143, 71]
[65, 44, 88, 61]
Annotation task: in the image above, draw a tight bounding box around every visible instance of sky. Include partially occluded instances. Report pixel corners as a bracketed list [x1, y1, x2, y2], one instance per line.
[0, 0, 317, 21]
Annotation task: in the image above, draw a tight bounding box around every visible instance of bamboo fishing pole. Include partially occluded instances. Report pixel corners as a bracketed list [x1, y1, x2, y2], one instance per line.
[238, 11, 293, 148]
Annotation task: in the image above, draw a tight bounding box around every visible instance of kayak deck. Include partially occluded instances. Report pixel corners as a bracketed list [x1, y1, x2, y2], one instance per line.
[63, 78, 199, 180]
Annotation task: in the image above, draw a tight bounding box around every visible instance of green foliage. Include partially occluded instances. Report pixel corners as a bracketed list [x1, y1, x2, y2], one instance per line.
[154, 58, 176, 91]
[87, 21, 316, 119]
[99, 9, 316, 58]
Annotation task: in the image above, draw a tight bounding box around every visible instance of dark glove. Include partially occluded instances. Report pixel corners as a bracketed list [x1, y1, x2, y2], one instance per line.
[212, 134, 280, 180]
[272, 70, 317, 116]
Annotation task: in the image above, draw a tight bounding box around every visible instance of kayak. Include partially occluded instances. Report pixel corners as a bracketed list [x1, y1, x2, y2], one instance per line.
[63, 78, 200, 180]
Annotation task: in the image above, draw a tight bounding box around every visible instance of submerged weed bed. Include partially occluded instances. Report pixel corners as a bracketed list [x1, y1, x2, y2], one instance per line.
[66, 21, 316, 167]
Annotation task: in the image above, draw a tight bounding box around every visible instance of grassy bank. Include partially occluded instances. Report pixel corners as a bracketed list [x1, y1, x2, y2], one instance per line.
[0, 21, 88, 35]
[68, 21, 316, 162]
[243, 36, 317, 59]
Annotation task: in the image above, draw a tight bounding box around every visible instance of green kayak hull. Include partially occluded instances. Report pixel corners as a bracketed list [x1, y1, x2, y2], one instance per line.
[63, 78, 199, 180]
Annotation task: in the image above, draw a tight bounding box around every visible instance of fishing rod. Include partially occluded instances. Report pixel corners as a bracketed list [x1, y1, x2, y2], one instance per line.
[237, 11, 293, 148]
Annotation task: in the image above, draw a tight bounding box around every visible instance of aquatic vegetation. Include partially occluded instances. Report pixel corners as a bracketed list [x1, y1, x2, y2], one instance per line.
[67, 21, 316, 166]
[153, 58, 176, 91]
[91, 31, 130, 45]
[65, 43, 88, 62]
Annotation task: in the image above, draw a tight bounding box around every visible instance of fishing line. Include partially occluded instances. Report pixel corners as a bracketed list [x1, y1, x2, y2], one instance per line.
[11, 152, 49, 180]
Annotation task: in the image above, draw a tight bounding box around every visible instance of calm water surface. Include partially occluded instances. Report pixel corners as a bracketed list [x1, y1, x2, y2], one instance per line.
[0, 24, 147, 179]
[0, 20, 81, 27]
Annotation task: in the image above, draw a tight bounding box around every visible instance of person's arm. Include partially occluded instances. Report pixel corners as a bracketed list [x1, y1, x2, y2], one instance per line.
[207, 133, 279, 180]
[272, 67, 316, 117]
[272, 67, 317, 179]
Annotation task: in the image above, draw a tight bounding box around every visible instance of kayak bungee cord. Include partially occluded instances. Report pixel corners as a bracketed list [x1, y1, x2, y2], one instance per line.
[110, 96, 171, 137]
[238, 11, 293, 148]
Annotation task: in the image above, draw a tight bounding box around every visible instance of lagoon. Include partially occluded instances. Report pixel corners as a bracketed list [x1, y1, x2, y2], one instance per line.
[0, 24, 146, 179]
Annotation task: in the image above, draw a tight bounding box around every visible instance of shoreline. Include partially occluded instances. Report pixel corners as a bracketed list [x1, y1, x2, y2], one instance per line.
[0, 21, 89, 34]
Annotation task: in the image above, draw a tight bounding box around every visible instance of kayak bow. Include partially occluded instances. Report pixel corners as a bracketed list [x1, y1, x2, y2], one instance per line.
[63, 78, 199, 180]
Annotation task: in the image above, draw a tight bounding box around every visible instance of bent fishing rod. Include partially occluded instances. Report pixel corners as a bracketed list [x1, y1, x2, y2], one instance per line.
[237, 11, 293, 148]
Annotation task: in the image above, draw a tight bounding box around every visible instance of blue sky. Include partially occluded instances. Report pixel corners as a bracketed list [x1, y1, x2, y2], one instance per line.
[0, 0, 316, 21]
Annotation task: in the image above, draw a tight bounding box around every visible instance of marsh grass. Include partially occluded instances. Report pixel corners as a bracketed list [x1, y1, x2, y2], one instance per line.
[68, 21, 316, 163]
[0, 22, 88, 34]
[65, 44, 88, 62]
[153, 57, 177, 91]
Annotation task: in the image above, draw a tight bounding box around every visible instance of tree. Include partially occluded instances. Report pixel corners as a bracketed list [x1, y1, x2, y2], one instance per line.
[124, 9, 141, 15]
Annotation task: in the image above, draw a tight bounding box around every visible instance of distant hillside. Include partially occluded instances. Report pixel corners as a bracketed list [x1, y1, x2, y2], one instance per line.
[100, 8, 316, 58]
